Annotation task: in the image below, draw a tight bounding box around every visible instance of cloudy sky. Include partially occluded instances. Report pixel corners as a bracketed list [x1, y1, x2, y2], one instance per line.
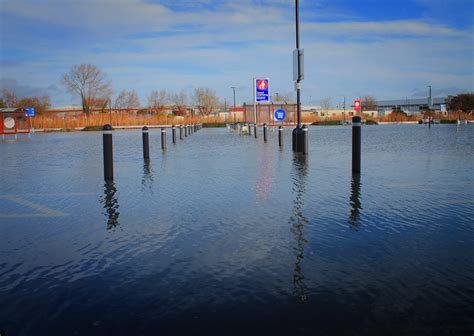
[0, 0, 473, 107]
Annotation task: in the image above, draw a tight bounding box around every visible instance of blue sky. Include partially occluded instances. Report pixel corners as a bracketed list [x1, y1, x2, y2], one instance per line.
[0, 0, 473, 107]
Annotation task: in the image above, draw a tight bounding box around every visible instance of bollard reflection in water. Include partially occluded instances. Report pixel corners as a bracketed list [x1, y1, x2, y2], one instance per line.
[142, 159, 154, 190]
[101, 181, 120, 230]
[348, 174, 362, 230]
[289, 154, 309, 304]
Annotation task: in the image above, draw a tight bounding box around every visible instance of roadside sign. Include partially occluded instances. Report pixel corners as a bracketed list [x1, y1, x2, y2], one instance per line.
[274, 109, 286, 121]
[26, 107, 35, 117]
[293, 48, 304, 82]
[255, 78, 269, 102]
[354, 99, 361, 111]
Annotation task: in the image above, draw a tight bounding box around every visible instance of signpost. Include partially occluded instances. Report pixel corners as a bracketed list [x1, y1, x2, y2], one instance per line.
[254, 78, 269, 126]
[26, 107, 35, 117]
[274, 108, 286, 122]
[292, 0, 306, 154]
[255, 79, 269, 102]
[354, 99, 361, 114]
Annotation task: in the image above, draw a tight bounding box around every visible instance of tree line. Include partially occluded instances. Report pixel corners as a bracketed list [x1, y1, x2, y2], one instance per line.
[1, 63, 473, 115]
[61, 64, 223, 117]
[0, 89, 51, 114]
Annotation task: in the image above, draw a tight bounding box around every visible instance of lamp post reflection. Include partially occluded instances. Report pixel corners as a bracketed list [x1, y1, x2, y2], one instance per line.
[349, 174, 362, 230]
[102, 181, 120, 230]
[290, 154, 308, 303]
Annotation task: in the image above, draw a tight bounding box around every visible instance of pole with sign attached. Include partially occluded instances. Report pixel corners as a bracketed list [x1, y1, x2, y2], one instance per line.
[292, 0, 306, 154]
[254, 78, 269, 129]
[354, 99, 361, 116]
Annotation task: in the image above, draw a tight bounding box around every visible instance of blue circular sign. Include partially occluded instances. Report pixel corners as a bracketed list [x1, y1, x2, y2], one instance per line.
[274, 109, 286, 121]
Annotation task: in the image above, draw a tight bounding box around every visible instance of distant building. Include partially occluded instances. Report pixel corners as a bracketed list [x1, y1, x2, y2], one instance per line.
[376, 97, 448, 116]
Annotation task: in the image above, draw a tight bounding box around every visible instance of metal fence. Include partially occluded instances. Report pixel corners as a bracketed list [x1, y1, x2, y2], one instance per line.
[242, 103, 297, 126]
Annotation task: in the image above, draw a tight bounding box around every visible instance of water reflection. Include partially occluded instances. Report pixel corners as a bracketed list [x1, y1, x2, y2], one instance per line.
[256, 144, 274, 202]
[142, 159, 154, 190]
[102, 181, 120, 230]
[290, 154, 309, 303]
[349, 174, 362, 230]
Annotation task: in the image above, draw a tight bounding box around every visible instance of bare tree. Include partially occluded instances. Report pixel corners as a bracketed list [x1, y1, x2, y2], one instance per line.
[170, 90, 188, 116]
[1, 89, 51, 114]
[192, 87, 219, 116]
[447, 93, 474, 113]
[361, 95, 378, 111]
[114, 89, 140, 112]
[320, 98, 332, 117]
[62, 64, 113, 115]
[148, 89, 169, 116]
[1, 88, 18, 107]
[274, 91, 294, 102]
[17, 96, 51, 114]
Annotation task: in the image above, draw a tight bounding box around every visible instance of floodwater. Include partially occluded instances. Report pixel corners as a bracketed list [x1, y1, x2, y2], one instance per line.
[0, 124, 473, 335]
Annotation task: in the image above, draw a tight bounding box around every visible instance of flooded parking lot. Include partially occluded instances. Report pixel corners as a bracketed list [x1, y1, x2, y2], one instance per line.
[1, 124, 473, 335]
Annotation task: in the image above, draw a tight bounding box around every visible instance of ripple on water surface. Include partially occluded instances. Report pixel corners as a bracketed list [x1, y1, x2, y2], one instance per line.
[0, 125, 473, 335]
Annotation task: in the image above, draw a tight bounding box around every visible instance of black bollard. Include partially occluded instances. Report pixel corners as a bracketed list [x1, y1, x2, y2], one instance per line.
[254, 123, 258, 138]
[248, 123, 251, 136]
[301, 124, 308, 155]
[185, 125, 188, 137]
[161, 127, 166, 150]
[278, 126, 283, 147]
[103, 124, 114, 180]
[352, 116, 361, 173]
[292, 127, 298, 151]
[172, 125, 176, 144]
[180, 125, 183, 140]
[263, 123, 267, 142]
[142, 126, 150, 160]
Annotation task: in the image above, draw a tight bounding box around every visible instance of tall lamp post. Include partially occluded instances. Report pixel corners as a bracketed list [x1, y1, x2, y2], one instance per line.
[340, 95, 346, 124]
[231, 86, 236, 122]
[109, 98, 112, 125]
[428, 85, 432, 129]
[292, 0, 306, 154]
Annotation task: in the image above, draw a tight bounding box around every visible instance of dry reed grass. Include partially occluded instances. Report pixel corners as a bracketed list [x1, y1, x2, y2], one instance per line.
[32, 111, 473, 130]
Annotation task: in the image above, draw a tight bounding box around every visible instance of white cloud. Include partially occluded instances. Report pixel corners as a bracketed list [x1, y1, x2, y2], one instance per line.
[304, 20, 467, 38]
[1, 0, 472, 105]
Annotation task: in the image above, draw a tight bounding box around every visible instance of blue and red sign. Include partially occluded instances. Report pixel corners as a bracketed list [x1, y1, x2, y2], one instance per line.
[256, 78, 269, 102]
[26, 107, 35, 117]
[274, 109, 286, 121]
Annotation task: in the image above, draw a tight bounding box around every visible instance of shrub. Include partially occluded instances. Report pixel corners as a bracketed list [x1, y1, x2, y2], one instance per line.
[82, 125, 105, 131]
[311, 120, 342, 126]
[202, 122, 225, 128]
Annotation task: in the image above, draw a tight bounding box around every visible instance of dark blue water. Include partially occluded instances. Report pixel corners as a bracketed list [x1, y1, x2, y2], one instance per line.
[1, 125, 473, 335]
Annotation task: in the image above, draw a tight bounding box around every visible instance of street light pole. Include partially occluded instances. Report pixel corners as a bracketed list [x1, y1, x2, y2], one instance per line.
[343, 95, 346, 124]
[428, 85, 432, 129]
[231, 86, 236, 110]
[296, 0, 301, 129]
[109, 98, 112, 125]
[231, 86, 236, 123]
[224, 98, 227, 123]
[292, 0, 305, 153]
